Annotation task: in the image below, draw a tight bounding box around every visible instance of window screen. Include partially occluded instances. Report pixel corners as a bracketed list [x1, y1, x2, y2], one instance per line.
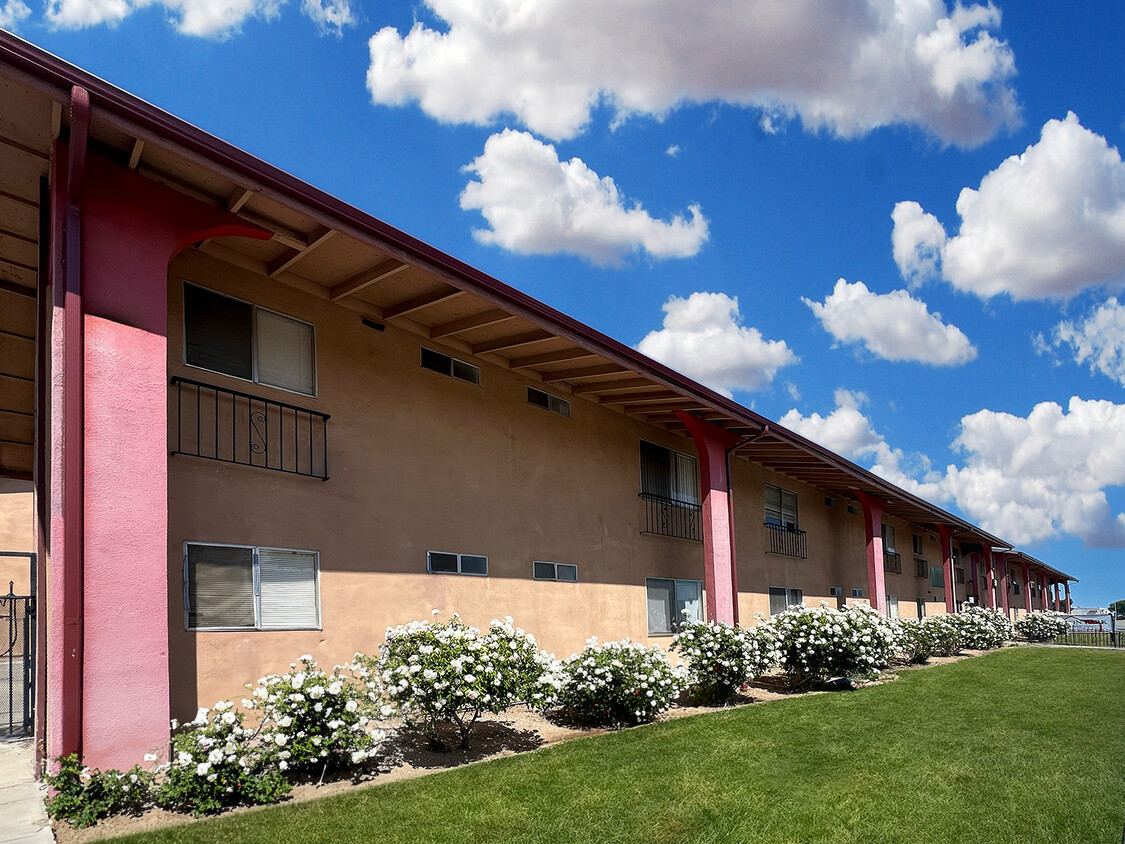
[646, 578, 675, 634]
[257, 310, 316, 395]
[184, 285, 253, 380]
[639, 442, 699, 505]
[186, 543, 318, 630]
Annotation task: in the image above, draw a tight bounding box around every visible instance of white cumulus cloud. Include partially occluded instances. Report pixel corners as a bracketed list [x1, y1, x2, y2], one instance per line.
[636, 292, 797, 397]
[892, 113, 1125, 300]
[944, 398, 1125, 547]
[0, 0, 31, 28]
[460, 129, 708, 265]
[367, 0, 1018, 146]
[803, 278, 977, 365]
[1047, 298, 1125, 386]
[44, 0, 352, 36]
[783, 392, 1125, 547]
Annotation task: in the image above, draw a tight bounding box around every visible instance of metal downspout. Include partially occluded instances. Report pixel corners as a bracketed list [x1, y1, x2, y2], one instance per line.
[61, 85, 88, 759]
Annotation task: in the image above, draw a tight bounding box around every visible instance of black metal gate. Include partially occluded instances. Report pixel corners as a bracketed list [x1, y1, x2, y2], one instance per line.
[1, 582, 35, 737]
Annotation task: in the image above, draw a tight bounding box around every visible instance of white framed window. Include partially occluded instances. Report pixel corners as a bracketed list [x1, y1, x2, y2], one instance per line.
[527, 387, 571, 418]
[646, 577, 702, 634]
[768, 586, 803, 615]
[887, 594, 900, 619]
[184, 542, 320, 631]
[420, 347, 480, 385]
[881, 523, 896, 553]
[533, 561, 578, 582]
[183, 283, 316, 396]
[765, 484, 798, 529]
[427, 551, 488, 576]
[639, 441, 699, 505]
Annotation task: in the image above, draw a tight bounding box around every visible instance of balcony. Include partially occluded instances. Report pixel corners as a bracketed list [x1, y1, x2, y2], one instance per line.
[171, 377, 330, 480]
[766, 523, 807, 559]
[883, 551, 902, 574]
[639, 493, 701, 541]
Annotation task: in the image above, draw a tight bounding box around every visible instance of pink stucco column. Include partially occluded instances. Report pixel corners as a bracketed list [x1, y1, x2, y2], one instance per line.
[1064, 582, 1071, 612]
[675, 413, 743, 625]
[855, 490, 886, 614]
[50, 145, 268, 769]
[1022, 561, 1033, 615]
[996, 552, 1010, 618]
[1039, 572, 1048, 610]
[1053, 581, 1061, 611]
[938, 525, 956, 613]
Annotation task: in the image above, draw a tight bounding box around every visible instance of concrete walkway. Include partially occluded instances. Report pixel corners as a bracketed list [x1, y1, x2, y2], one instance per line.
[0, 739, 53, 843]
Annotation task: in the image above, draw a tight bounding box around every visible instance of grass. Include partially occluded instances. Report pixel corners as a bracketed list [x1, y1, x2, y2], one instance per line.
[108, 648, 1125, 844]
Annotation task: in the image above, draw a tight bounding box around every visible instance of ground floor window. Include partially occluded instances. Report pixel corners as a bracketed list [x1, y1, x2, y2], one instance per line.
[917, 599, 926, 618]
[185, 542, 319, 631]
[646, 577, 702, 634]
[533, 561, 578, 582]
[886, 594, 899, 618]
[768, 586, 803, 615]
[427, 551, 488, 576]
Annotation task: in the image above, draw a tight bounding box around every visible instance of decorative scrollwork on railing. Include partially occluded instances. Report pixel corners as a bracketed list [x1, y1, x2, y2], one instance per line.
[639, 492, 702, 541]
[171, 377, 330, 480]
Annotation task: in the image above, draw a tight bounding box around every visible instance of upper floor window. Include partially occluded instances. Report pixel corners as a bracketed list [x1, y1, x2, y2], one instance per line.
[527, 386, 571, 418]
[185, 542, 319, 631]
[881, 524, 896, 553]
[912, 533, 924, 556]
[421, 347, 480, 385]
[639, 441, 699, 506]
[764, 483, 798, 529]
[184, 283, 316, 396]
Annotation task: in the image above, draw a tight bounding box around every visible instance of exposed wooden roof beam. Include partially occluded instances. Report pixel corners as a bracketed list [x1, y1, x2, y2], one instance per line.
[385, 287, 466, 320]
[429, 309, 515, 339]
[0, 255, 37, 273]
[267, 227, 337, 277]
[472, 329, 554, 355]
[227, 187, 254, 213]
[0, 279, 35, 298]
[573, 378, 653, 395]
[0, 188, 36, 210]
[0, 226, 37, 245]
[601, 391, 686, 406]
[0, 134, 49, 160]
[509, 348, 597, 369]
[627, 401, 704, 414]
[329, 258, 409, 302]
[541, 363, 629, 383]
[127, 138, 144, 169]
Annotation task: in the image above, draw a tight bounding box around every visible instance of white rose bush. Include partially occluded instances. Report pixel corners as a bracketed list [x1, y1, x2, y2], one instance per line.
[895, 617, 938, 664]
[921, 613, 964, 656]
[763, 603, 899, 689]
[248, 655, 385, 774]
[1014, 610, 1068, 643]
[671, 618, 778, 704]
[551, 638, 686, 725]
[372, 613, 552, 750]
[158, 701, 289, 816]
[954, 606, 1013, 650]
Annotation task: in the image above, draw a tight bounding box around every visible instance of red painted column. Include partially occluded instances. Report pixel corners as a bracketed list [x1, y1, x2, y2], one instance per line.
[1039, 572, 1047, 611]
[938, 525, 956, 613]
[1022, 561, 1033, 616]
[48, 142, 268, 770]
[1064, 582, 1071, 612]
[1052, 581, 1061, 611]
[675, 413, 743, 625]
[996, 552, 1010, 618]
[855, 490, 887, 614]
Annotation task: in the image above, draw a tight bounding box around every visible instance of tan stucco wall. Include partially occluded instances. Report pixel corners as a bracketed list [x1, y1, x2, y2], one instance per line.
[0, 478, 34, 593]
[165, 248, 963, 715]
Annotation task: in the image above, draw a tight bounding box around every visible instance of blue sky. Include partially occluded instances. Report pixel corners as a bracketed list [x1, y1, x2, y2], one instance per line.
[6, 0, 1124, 606]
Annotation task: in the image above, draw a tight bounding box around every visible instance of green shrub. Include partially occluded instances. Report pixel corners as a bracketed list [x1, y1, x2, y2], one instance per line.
[551, 638, 685, 725]
[1014, 610, 1068, 642]
[671, 618, 777, 704]
[157, 701, 289, 816]
[373, 613, 552, 750]
[44, 754, 155, 827]
[247, 655, 385, 773]
[762, 603, 900, 688]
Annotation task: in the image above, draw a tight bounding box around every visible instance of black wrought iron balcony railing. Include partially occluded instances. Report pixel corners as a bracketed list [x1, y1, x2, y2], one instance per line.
[766, 523, 807, 559]
[884, 551, 903, 574]
[639, 492, 702, 542]
[171, 377, 329, 480]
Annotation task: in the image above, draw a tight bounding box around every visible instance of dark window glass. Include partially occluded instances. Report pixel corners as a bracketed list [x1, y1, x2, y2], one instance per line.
[428, 552, 458, 573]
[533, 561, 555, 580]
[421, 348, 452, 375]
[184, 285, 253, 379]
[556, 564, 578, 582]
[452, 359, 480, 385]
[460, 555, 488, 575]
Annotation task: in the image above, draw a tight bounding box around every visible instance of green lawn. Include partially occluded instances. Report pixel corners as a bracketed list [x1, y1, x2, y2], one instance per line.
[109, 648, 1125, 844]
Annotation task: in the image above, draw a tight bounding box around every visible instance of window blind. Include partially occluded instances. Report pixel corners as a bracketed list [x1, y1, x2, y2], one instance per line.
[187, 544, 255, 629]
[256, 310, 316, 395]
[184, 285, 253, 380]
[258, 548, 319, 629]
